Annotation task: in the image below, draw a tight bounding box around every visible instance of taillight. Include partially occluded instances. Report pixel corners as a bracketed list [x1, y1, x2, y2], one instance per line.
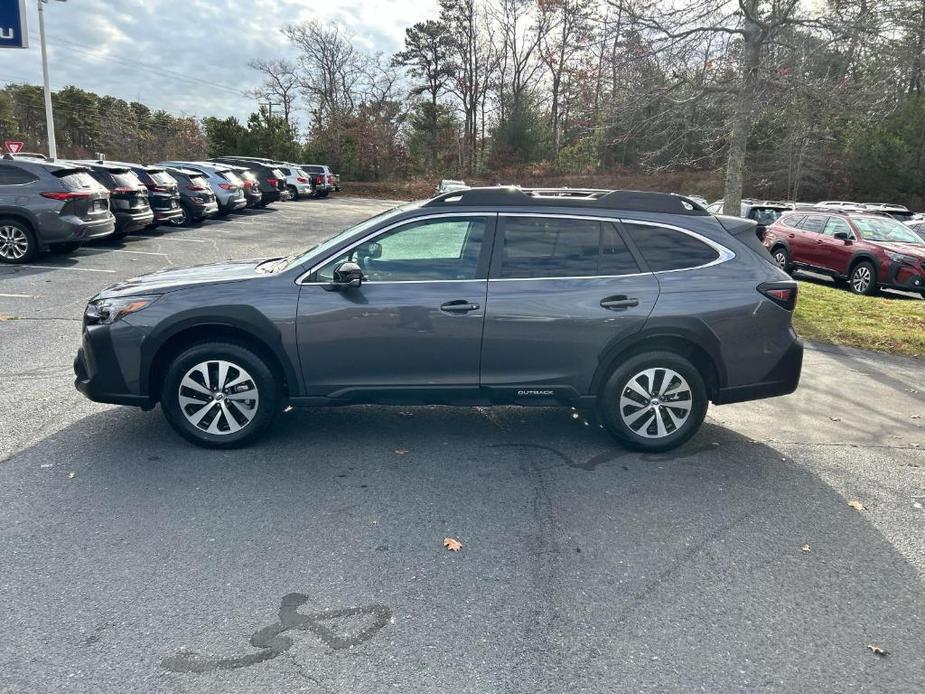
[266, 177, 278, 186]
[297, 177, 308, 183]
[40, 191, 92, 200]
[218, 183, 237, 191]
[112, 186, 140, 194]
[758, 282, 798, 311]
[188, 185, 208, 191]
[145, 184, 168, 193]
[315, 175, 323, 184]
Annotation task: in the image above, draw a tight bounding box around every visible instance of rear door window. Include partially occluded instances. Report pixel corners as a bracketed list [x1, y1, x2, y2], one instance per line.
[498, 216, 639, 278]
[797, 215, 828, 233]
[622, 223, 720, 272]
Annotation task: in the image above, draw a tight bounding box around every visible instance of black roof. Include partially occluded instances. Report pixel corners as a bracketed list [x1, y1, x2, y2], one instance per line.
[422, 187, 709, 215]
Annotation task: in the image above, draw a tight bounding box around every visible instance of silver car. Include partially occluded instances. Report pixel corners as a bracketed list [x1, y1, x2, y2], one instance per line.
[156, 161, 247, 215]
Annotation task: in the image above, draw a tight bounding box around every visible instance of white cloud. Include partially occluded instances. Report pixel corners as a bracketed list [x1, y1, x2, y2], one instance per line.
[0, 0, 437, 121]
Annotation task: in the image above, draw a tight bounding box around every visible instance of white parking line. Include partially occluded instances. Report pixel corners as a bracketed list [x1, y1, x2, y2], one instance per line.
[0, 293, 34, 298]
[4, 265, 117, 274]
[132, 235, 206, 243]
[111, 249, 169, 257]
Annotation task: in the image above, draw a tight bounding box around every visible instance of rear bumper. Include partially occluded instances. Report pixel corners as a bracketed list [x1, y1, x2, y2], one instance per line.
[219, 197, 247, 213]
[38, 214, 115, 246]
[115, 209, 154, 233]
[713, 337, 803, 405]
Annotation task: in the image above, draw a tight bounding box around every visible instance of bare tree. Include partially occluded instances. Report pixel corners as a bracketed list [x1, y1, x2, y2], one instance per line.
[247, 58, 299, 127]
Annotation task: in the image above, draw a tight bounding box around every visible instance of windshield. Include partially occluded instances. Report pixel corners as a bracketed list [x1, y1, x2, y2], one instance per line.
[853, 217, 923, 243]
[257, 204, 416, 273]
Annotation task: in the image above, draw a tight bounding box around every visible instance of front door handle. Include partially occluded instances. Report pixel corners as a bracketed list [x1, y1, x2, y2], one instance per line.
[440, 299, 481, 313]
[600, 296, 639, 311]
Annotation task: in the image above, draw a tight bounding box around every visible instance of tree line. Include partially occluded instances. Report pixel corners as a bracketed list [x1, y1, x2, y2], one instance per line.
[5, 1, 925, 209]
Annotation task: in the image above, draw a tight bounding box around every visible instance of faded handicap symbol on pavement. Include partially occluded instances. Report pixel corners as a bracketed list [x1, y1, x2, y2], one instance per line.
[161, 592, 392, 673]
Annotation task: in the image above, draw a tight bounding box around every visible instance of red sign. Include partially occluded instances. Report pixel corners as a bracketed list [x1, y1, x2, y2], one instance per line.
[4, 141, 24, 154]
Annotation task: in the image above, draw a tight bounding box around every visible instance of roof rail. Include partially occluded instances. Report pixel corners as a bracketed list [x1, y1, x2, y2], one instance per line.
[422, 186, 708, 215]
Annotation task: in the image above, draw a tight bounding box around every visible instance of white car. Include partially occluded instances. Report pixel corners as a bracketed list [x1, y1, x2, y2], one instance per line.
[436, 179, 468, 195]
[275, 165, 314, 200]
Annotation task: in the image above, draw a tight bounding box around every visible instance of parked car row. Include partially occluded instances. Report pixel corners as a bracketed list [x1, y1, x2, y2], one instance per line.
[0, 153, 339, 264]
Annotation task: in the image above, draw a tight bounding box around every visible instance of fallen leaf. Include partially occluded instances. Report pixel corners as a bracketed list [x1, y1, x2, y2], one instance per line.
[67, 472, 76, 479]
[0, 315, 19, 321]
[829, 417, 841, 422]
[394, 448, 409, 456]
[847, 500, 866, 512]
[443, 537, 462, 552]
[800, 544, 811, 552]
[867, 644, 888, 657]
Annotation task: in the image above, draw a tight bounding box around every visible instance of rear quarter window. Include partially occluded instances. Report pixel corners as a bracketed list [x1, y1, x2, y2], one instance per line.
[797, 215, 828, 233]
[779, 214, 805, 228]
[623, 223, 720, 272]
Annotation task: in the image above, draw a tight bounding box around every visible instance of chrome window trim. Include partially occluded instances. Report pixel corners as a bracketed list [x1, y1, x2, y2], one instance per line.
[616, 218, 735, 273]
[488, 273, 650, 282]
[295, 212, 494, 285]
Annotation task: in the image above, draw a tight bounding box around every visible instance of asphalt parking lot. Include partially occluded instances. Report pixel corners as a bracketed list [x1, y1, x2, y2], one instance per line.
[1, 197, 924, 694]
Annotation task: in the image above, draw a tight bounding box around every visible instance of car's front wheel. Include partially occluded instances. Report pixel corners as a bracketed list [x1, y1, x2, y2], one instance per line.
[600, 352, 708, 452]
[161, 342, 280, 448]
[849, 260, 877, 295]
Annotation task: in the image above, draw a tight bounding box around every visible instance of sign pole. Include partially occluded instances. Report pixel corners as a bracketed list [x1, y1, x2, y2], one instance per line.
[37, 0, 57, 160]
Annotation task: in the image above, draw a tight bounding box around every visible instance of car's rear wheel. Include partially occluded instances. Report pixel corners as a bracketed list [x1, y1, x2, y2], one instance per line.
[161, 342, 280, 448]
[0, 220, 37, 264]
[849, 260, 877, 295]
[600, 352, 708, 452]
[287, 185, 299, 200]
[771, 246, 791, 274]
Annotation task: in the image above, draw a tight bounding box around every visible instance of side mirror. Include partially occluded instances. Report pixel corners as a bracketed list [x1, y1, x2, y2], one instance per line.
[332, 261, 364, 288]
[833, 231, 852, 242]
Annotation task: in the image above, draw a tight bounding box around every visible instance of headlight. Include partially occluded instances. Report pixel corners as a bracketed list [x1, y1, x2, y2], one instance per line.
[885, 251, 917, 264]
[84, 295, 159, 325]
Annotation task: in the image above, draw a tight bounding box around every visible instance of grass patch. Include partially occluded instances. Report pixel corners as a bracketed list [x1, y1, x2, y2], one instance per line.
[793, 280, 925, 358]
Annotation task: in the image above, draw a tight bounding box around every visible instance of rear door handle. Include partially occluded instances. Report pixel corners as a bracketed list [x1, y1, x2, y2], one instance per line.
[600, 296, 639, 310]
[440, 299, 480, 313]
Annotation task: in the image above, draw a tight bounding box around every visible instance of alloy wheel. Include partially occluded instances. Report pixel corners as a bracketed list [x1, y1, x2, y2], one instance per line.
[619, 367, 693, 439]
[773, 250, 788, 270]
[178, 360, 260, 435]
[851, 265, 872, 294]
[0, 225, 30, 261]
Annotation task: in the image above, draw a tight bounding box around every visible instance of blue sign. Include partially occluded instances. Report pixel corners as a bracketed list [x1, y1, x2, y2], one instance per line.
[0, 0, 28, 49]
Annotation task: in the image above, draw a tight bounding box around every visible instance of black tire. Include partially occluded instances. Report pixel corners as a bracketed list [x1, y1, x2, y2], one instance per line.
[287, 185, 299, 200]
[848, 260, 877, 295]
[599, 351, 709, 453]
[771, 246, 791, 274]
[161, 341, 280, 449]
[317, 190, 329, 198]
[50, 241, 81, 254]
[111, 228, 130, 240]
[0, 218, 38, 264]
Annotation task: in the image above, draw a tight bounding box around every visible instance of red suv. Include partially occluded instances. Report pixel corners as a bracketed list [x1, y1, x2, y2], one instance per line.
[763, 210, 925, 298]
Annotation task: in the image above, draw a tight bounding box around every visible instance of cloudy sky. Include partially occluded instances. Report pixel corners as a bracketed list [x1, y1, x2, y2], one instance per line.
[0, 0, 436, 122]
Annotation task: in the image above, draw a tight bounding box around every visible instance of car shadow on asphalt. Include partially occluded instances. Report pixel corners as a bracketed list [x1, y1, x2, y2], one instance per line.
[2, 404, 925, 691]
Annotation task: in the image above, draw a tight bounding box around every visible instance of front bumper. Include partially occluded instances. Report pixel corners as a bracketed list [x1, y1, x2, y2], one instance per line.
[884, 261, 925, 293]
[74, 326, 151, 408]
[713, 337, 804, 405]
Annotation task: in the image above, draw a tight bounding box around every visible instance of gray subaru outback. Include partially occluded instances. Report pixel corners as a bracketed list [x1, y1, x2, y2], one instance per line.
[0, 155, 115, 263]
[74, 188, 803, 451]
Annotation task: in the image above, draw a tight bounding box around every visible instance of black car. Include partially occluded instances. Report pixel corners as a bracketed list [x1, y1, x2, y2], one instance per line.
[208, 157, 284, 206]
[162, 167, 219, 226]
[74, 187, 802, 451]
[0, 156, 114, 262]
[120, 163, 184, 228]
[73, 160, 153, 238]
